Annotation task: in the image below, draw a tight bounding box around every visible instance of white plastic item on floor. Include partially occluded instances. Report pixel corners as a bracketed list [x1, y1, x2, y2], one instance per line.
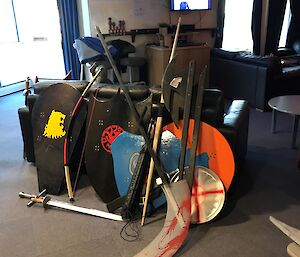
[287, 243, 300, 257]
[270, 216, 300, 257]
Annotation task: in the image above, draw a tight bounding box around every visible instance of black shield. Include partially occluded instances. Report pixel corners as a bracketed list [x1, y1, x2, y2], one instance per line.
[85, 90, 152, 203]
[162, 56, 190, 126]
[32, 83, 87, 194]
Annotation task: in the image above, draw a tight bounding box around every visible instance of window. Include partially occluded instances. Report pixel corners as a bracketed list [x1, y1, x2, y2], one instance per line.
[279, 0, 291, 47]
[0, 0, 18, 44]
[222, 0, 254, 52]
[0, 0, 65, 86]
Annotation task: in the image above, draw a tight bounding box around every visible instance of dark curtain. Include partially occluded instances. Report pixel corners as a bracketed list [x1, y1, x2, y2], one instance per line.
[286, 0, 300, 47]
[251, 0, 262, 55]
[265, 0, 287, 55]
[214, 0, 226, 48]
[57, 0, 80, 80]
[252, 0, 287, 55]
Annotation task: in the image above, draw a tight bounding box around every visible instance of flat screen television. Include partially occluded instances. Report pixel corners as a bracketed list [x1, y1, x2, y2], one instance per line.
[170, 0, 211, 11]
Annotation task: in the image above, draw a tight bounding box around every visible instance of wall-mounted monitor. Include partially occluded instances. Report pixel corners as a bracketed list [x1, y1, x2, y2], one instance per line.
[170, 0, 212, 11]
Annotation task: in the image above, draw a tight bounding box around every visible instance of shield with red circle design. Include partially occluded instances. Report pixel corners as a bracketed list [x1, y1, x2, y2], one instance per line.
[84, 90, 152, 203]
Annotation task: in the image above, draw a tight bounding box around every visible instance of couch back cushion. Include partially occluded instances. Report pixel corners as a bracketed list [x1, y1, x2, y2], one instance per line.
[211, 48, 282, 74]
[211, 48, 240, 60]
[235, 54, 281, 73]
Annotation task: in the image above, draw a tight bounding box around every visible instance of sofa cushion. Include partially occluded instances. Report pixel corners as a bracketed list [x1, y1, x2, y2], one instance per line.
[235, 53, 281, 70]
[211, 48, 240, 60]
[95, 83, 150, 101]
[212, 48, 282, 72]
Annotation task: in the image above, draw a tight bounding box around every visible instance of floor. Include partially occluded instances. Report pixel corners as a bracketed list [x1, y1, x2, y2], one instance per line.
[0, 91, 300, 257]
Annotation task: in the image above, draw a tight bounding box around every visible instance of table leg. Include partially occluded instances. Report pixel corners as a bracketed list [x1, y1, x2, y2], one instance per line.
[291, 115, 299, 149]
[271, 109, 277, 133]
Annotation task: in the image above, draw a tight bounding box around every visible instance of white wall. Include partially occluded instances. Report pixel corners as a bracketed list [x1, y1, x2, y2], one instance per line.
[77, 0, 218, 81]
[79, 0, 217, 46]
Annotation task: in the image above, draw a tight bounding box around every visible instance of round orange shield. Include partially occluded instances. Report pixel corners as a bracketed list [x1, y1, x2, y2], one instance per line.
[164, 120, 235, 191]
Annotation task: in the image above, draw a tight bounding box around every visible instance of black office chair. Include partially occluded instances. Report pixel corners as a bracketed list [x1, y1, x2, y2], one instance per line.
[108, 39, 146, 83]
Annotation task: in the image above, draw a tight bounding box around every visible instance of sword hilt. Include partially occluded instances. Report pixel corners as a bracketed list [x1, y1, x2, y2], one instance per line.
[18, 189, 47, 207]
[42, 196, 51, 208]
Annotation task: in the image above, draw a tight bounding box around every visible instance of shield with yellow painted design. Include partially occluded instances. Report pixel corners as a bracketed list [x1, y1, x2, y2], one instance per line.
[32, 83, 87, 195]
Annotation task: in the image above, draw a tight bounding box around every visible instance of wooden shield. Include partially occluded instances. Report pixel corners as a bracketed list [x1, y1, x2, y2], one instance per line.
[32, 83, 87, 195]
[84, 91, 151, 203]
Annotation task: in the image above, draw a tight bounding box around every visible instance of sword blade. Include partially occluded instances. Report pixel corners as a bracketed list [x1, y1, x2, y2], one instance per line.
[270, 216, 300, 245]
[46, 199, 123, 221]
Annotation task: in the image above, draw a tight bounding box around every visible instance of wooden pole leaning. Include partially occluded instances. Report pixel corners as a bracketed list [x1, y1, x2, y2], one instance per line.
[95, 24, 186, 228]
[141, 17, 182, 226]
[23, 77, 31, 106]
[64, 68, 103, 201]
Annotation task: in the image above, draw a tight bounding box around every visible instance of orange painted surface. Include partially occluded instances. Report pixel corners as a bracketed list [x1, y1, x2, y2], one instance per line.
[164, 120, 235, 191]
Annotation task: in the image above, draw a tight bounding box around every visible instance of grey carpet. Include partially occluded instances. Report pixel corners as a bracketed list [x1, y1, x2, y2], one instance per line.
[0, 92, 300, 257]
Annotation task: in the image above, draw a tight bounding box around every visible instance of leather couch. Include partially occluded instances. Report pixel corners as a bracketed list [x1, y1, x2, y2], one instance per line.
[193, 89, 249, 170]
[18, 83, 249, 172]
[95, 85, 250, 169]
[32, 80, 89, 94]
[210, 48, 300, 111]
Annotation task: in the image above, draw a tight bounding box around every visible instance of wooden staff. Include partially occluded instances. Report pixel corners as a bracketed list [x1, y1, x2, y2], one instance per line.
[141, 17, 181, 226]
[23, 77, 31, 106]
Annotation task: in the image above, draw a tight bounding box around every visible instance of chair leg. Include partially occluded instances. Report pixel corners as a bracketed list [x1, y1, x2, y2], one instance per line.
[80, 64, 84, 80]
[129, 66, 133, 83]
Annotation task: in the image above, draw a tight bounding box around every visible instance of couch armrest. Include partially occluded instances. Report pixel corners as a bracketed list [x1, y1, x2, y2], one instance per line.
[218, 100, 249, 169]
[18, 106, 35, 162]
[27, 94, 39, 114]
